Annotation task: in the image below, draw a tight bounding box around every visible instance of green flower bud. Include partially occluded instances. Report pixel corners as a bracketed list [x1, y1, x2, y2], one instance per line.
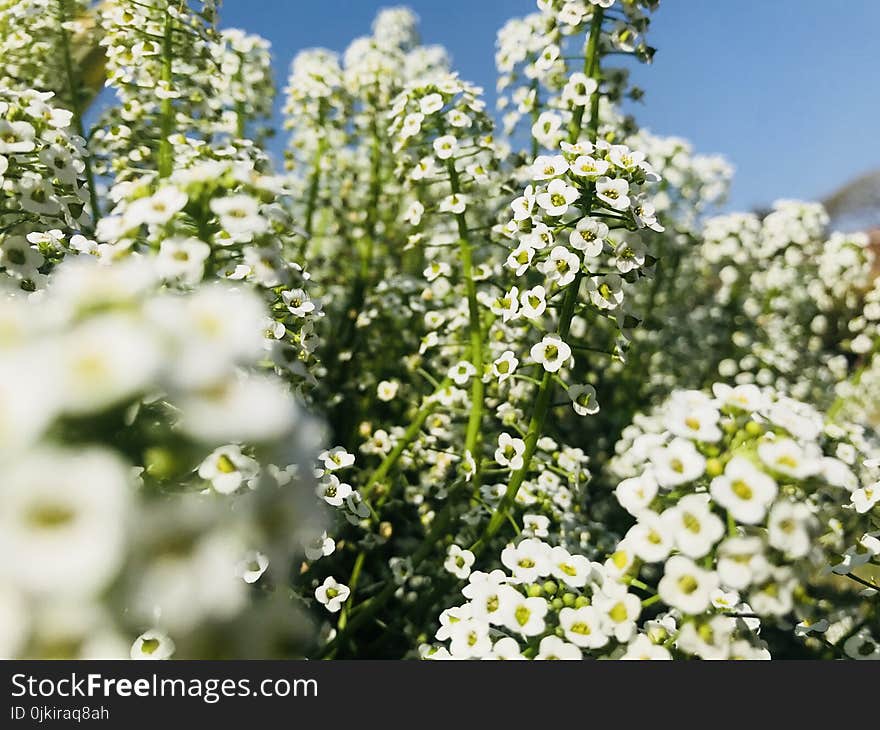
[706, 458, 723, 477]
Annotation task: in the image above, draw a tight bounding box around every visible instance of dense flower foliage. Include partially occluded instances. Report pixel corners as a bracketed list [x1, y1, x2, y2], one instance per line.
[0, 0, 876, 660]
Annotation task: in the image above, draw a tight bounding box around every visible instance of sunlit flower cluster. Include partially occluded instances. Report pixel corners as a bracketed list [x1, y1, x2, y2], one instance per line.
[0, 0, 876, 661]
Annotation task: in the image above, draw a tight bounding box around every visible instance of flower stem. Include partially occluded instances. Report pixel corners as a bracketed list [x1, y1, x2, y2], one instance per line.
[447, 159, 485, 480]
[472, 7, 605, 554]
[302, 101, 327, 240]
[157, 6, 175, 178]
[362, 379, 450, 501]
[57, 0, 101, 225]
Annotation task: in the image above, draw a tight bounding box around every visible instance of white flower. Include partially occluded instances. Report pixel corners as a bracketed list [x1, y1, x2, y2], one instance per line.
[320, 447, 355, 471]
[58, 314, 162, 416]
[531, 111, 562, 146]
[126, 187, 188, 227]
[523, 514, 550, 538]
[539, 245, 580, 286]
[570, 154, 610, 178]
[530, 334, 572, 373]
[433, 134, 458, 160]
[314, 576, 350, 613]
[130, 630, 175, 660]
[660, 494, 724, 559]
[156, 237, 210, 285]
[531, 154, 568, 180]
[491, 286, 520, 322]
[236, 551, 269, 584]
[562, 72, 598, 107]
[197, 445, 259, 494]
[717, 537, 770, 590]
[584, 274, 624, 310]
[500, 538, 551, 583]
[676, 616, 736, 660]
[569, 218, 607, 257]
[178, 374, 297, 444]
[282, 288, 317, 317]
[436, 604, 472, 641]
[757, 438, 821, 479]
[595, 176, 631, 210]
[210, 194, 268, 239]
[465, 575, 517, 625]
[500, 594, 548, 636]
[491, 636, 525, 660]
[710, 456, 778, 524]
[613, 238, 647, 273]
[767, 501, 814, 558]
[559, 606, 608, 648]
[765, 400, 821, 441]
[595, 589, 642, 642]
[439, 193, 468, 214]
[548, 546, 593, 588]
[535, 42, 561, 71]
[568, 384, 599, 416]
[710, 589, 741, 610]
[0, 120, 36, 154]
[318, 474, 352, 508]
[403, 200, 424, 225]
[609, 144, 647, 171]
[851, 483, 880, 514]
[492, 351, 519, 383]
[0, 448, 130, 598]
[649, 438, 706, 488]
[621, 634, 671, 660]
[658, 556, 719, 614]
[536, 179, 579, 217]
[449, 360, 477, 385]
[148, 284, 267, 389]
[400, 112, 424, 139]
[615, 473, 658, 517]
[625, 511, 675, 563]
[519, 285, 547, 318]
[304, 531, 336, 561]
[511, 184, 536, 221]
[444, 545, 475, 580]
[506, 244, 535, 275]
[449, 618, 492, 658]
[712, 383, 767, 412]
[664, 400, 722, 442]
[535, 635, 582, 660]
[377, 380, 400, 401]
[419, 93, 444, 115]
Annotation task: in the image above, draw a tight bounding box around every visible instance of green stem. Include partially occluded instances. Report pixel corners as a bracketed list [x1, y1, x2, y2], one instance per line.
[472, 7, 605, 554]
[302, 102, 327, 240]
[336, 551, 365, 633]
[319, 503, 455, 659]
[57, 0, 100, 224]
[157, 7, 175, 178]
[447, 160, 485, 479]
[362, 379, 450, 501]
[234, 53, 247, 139]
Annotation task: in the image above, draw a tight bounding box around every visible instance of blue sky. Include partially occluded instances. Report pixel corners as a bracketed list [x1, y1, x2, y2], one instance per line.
[221, 0, 880, 213]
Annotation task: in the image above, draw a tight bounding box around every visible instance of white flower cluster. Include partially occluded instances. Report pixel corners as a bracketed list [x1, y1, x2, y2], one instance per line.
[0, 89, 91, 289]
[0, 0, 93, 105]
[427, 538, 655, 660]
[91, 157, 324, 391]
[609, 383, 879, 658]
[0, 256, 319, 659]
